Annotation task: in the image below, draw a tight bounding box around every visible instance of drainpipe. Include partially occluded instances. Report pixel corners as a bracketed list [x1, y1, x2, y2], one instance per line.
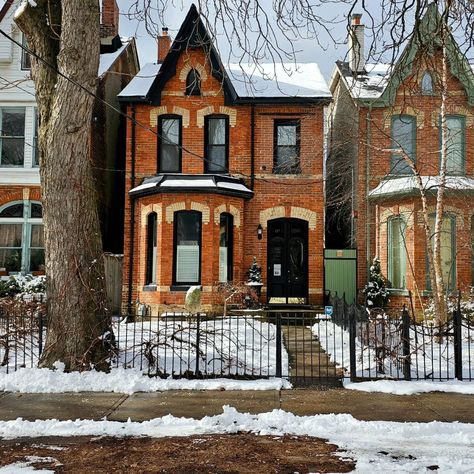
[250, 105, 255, 190]
[366, 105, 372, 282]
[127, 104, 137, 315]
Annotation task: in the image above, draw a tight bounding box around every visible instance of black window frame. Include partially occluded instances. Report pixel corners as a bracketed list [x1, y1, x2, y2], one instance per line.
[219, 213, 233, 282]
[185, 69, 201, 96]
[145, 212, 158, 285]
[21, 34, 31, 71]
[172, 210, 202, 286]
[273, 119, 301, 175]
[158, 114, 182, 173]
[204, 115, 229, 173]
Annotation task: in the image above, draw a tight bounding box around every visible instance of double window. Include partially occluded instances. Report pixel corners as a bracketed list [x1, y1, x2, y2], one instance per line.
[205, 116, 228, 173]
[173, 211, 201, 285]
[158, 115, 181, 172]
[0, 202, 44, 274]
[388, 217, 406, 289]
[274, 120, 301, 174]
[442, 115, 465, 175]
[145, 212, 157, 285]
[391, 115, 415, 175]
[219, 213, 233, 282]
[0, 107, 26, 167]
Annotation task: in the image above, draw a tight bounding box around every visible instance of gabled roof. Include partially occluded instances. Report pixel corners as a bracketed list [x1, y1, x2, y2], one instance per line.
[98, 36, 139, 78]
[118, 4, 331, 105]
[331, 3, 474, 107]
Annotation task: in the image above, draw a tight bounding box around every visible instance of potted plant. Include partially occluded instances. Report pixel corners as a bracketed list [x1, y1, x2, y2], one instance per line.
[246, 257, 263, 298]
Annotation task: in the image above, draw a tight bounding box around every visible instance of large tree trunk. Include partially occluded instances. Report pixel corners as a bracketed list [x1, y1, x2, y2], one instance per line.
[15, 0, 111, 371]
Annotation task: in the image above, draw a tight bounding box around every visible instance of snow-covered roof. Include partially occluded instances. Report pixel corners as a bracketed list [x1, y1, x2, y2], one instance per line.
[369, 176, 474, 199]
[118, 61, 330, 101]
[129, 174, 253, 199]
[336, 61, 391, 100]
[98, 38, 132, 78]
[226, 63, 331, 98]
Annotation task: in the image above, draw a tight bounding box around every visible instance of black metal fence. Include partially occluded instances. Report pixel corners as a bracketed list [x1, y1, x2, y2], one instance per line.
[1, 300, 473, 385]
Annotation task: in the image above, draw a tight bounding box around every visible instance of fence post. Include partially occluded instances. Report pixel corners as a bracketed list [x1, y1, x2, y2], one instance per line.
[402, 305, 411, 381]
[38, 310, 44, 357]
[349, 305, 357, 382]
[275, 312, 282, 378]
[195, 312, 201, 377]
[454, 292, 463, 381]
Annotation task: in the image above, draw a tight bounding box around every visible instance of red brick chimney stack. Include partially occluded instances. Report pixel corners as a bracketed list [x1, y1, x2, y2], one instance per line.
[101, 0, 119, 39]
[157, 27, 171, 64]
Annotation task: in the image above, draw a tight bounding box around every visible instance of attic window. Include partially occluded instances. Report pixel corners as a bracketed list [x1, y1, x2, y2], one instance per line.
[421, 71, 434, 95]
[185, 69, 201, 96]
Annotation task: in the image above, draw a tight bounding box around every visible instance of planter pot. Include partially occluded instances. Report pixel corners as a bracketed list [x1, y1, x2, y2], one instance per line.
[247, 282, 263, 298]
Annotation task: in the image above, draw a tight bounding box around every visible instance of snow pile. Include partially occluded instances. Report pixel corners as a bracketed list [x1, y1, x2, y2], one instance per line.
[0, 366, 290, 393]
[0, 456, 55, 473]
[344, 379, 474, 395]
[1, 407, 474, 472]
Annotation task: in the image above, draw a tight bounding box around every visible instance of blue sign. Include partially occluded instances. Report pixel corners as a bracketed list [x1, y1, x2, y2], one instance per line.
[324, 306, 333, 317]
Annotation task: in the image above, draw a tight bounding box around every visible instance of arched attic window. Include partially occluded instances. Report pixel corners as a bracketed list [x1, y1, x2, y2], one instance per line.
[421, 71, 434, 95]
[185, 69, 201, 96]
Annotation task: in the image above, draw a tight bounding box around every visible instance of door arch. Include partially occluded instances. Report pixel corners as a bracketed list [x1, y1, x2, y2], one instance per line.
[267, 218, 308, 304]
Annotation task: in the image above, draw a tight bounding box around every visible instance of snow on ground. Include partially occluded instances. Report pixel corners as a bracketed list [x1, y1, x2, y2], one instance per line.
[0, 366, 290, 393]
[313, 317, 473, 381]
[1, 407, 473, 473]
[0, 456, 55, 473]
[344, 379, 474, 395]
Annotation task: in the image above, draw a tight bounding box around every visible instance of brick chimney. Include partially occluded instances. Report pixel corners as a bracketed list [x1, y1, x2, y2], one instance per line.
[157, 28, 171, 64]
[349, 13, 365, 73]
[100, 0, 119, 39]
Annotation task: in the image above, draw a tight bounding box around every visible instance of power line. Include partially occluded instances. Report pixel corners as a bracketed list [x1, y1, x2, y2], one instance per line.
[0, 28, 325, 187]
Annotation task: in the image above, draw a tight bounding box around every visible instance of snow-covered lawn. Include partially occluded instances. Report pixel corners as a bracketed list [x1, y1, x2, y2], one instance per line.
[313, 317, 473, 381]
[0, 365, 290, 393]
[1, 407, 473, 473]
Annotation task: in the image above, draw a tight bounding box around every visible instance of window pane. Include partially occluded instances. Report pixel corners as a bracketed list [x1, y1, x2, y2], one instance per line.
[1, 138, 24, 165]
[208, 118, 226, 145]
[0, 223, 22, 272]
[0, 249, 22, 271]
[2, 109, 25, 136]
[175, 212, 200, 283]
[389, 218, 406, 288]
[162, 119, 179, 144]
[421, 72, 433, 94]
[146, 213, 157, 285]
[30, 224, 44, 248]
[207, 146, 226, 172]
[186, 69, 201, 96]
[429, 216, 455, 289]
[0, 204, 23, 218]
[277, 125, 297, 146]
[275, 146, 300, 173]
[161, 145, 180, 172]
[219, 214, 233, 282]
[391, 116, 414, 174]
[30, 203, 43, 218]
[445, 116, 464, 175]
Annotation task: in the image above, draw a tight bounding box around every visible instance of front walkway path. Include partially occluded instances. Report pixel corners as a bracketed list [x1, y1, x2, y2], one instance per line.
[1, 389, 473, 423]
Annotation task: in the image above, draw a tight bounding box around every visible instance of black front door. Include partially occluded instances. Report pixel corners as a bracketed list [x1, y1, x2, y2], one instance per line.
[267, 218, 308, 303]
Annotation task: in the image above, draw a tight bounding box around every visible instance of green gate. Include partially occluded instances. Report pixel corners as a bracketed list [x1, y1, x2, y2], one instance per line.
[324, 249, 357, 304]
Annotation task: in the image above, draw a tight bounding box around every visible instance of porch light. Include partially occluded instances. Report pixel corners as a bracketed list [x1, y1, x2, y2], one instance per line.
[257, 224, 263, 240]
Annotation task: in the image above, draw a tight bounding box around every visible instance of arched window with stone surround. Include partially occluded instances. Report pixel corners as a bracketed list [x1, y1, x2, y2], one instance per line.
[421, 71, 434, 95]
[0, 201, 44, 274]
[185, 69, 201, 96]
[219, 213, 233, 282]
[145, 212, 157, 285]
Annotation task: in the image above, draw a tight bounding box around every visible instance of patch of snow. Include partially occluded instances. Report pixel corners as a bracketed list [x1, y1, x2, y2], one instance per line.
[98, 42, 128, 77]
[14, 0, 37, 20]
[128, 181, 158, 193]
[370, 175, 474, 198]
[344, 379, 474, 395]
[0, 367, 290, 394]
[1, 407, 474, 472]
[161, 178, 214, 188]
[342, 63, 391, 100]
[216, 181, 251, 192]
[0, 456, 55, 473]
[118, 63, 161, 99]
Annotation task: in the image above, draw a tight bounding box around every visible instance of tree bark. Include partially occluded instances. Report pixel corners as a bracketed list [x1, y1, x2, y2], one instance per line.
[15, 0, 111, 371]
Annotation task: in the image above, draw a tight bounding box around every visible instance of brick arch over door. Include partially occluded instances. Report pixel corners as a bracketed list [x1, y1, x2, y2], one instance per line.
[259, 206, 317, 230]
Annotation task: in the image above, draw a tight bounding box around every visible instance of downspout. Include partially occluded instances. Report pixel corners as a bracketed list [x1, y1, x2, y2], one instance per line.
[366, 105, 372, 281]
[127, 104, 137, 315]
[250, 105, 255, 190]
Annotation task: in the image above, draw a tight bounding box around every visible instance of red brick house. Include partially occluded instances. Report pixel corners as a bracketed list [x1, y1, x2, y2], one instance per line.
[327, 6, 474, 307]
[118, 5, 330, 312]
[0, 0, 139, 279]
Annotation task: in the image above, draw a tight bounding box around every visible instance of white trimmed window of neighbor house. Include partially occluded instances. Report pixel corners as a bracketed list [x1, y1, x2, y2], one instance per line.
[21, 34, 31, 70]
[219, 213, 233, 283]
[388, 216, 407, 289]
[0, 107, 25, 166]
[391, 115, 415, 175]
[441, 115, 465, 176]
[173, 210, 201, 285]
[0, 201, 44, 275]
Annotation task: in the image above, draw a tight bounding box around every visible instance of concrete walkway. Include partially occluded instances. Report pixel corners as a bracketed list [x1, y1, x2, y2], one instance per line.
[1, 389, 473, 423]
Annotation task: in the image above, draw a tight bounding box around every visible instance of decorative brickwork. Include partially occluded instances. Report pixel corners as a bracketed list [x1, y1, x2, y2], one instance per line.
[259, 206, 286, 228]
[165, 202, 186, 223]
[213, 204, 226, 225]
[178, 62, 208, 82]
[430, 106, 474, 127]
[172, 106, 190, 127]
[191, 201, 210, 224]
[290, 206, 317, 230]
[219, 106, 237, 127]
[229, 205, 241, 228]
[150, 106, 168, 127]
[196, 106, 215, 127]
[383, 106, 425, 128]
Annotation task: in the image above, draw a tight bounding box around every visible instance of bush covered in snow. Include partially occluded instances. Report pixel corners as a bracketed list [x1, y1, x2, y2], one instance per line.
[363, 257, 389, 308]
[424, 289, 474, 321]
[0, 275, 46, 300]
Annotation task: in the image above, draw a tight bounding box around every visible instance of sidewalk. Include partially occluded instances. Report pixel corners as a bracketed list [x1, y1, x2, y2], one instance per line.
[1, 388, 473, 423]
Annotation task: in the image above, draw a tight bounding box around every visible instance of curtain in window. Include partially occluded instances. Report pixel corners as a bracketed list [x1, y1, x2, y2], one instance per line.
[0, 223, 22, 271]
[206, 117, 227, 172]
[159, 118, 180, 172]
[175, 212, 201, 283]
[30, 224, 45, 272]
[391, 115, 415, 174]
[1, 108, 26, 166]
[444, 116, 464, 175]
[388, 218, 406, 289]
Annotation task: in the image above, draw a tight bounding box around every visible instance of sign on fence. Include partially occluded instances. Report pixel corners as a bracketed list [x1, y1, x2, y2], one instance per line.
[324, 306, 333, 317]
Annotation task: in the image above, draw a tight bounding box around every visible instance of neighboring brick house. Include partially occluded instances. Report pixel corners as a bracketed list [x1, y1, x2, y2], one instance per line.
[327, 5, 474, 306]
[0, 0, 139, 278]
[118, 5, 330, 313]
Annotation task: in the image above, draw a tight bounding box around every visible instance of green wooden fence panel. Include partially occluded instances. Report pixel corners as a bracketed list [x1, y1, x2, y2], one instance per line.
[324, 249, 357, 304]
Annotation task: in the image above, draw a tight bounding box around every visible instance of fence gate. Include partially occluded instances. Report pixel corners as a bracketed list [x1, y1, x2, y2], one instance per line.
[324, 249, 357, 304]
